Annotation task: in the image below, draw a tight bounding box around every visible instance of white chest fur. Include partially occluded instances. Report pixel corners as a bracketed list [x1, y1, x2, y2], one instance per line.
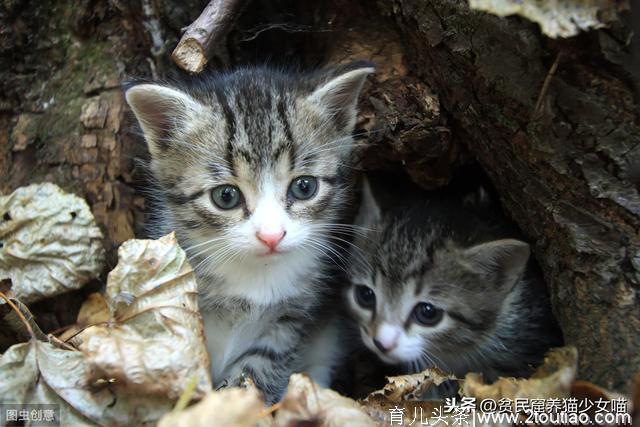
[197, 255, 325, 386]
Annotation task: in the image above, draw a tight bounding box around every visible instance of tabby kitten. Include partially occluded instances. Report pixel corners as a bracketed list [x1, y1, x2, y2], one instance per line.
[346, 180, 561, 380]
[126, 62, 374, 402]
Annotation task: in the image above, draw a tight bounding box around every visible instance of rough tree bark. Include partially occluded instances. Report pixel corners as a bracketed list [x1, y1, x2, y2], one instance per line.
[375, 0, 639, 391]
[1, 0, 638, 393]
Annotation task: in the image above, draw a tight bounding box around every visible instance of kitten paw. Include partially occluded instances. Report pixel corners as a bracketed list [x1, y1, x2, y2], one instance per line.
[216, 371, 254, 391]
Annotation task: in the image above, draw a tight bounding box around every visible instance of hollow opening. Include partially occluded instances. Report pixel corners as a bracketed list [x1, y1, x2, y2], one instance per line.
[213, 0, 567, 397]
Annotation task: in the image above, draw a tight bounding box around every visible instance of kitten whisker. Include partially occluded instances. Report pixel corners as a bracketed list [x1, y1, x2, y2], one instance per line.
[193, 246, 233, 272]
[317, 233, 373, 271]
[212, 246, 245, 274]
[183, 236, 239, 260]
[297, 132, 377, 154]
[309, 224, 374, 240]
[419, 349, 451, 374]
[193, 242, 236, 272]
[182, 235, 233, 253]
[295, 140, 372, 162]
[303, 238, 349, 273]
[300, 242, 339, 271]
[316, 223, 376, 232]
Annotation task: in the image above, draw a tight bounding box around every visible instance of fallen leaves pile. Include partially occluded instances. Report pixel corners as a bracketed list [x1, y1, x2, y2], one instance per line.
[0, 183, 637, 426]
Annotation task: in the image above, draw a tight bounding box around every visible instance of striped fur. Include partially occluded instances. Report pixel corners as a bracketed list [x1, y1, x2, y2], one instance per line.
[126, 63, 374, 402]
[346, 181, 562, 381]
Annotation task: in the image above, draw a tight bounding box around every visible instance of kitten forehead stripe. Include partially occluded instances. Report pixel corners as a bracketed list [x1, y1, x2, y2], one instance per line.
[207, 161, 227, 179]
[213, 86, 237, 177]
[277, 97, 296, 170]
[277, 97, 294, 146]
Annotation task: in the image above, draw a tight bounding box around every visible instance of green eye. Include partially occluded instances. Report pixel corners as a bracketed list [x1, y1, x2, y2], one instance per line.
[211, 185, 242, 210]
[289, 176, 318, 200]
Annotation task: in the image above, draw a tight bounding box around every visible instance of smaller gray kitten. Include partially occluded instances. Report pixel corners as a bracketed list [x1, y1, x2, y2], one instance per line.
[346, 179, 561, 381]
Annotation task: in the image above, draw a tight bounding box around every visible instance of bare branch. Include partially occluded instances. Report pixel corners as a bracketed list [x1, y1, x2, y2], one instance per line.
[171, 0, 246, 73]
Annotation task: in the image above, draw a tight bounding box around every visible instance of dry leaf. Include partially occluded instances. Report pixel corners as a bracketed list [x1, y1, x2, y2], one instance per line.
[461, 346, 577, 401]
[0, 339, 174, 426]
[0, 341, 99, 426]
[468, 0, 622, 38]
[76, 292, 110, 325]
[77, 233, 212, 400]
[0, 233, 213, 426]
[275, 373, 377, 427]
[58, 292, 110, 343]
[366, 368, 456, 403]
[158, 387, 265, 427]
[363, 368, 455, 426]
[0, 183, 104, 303]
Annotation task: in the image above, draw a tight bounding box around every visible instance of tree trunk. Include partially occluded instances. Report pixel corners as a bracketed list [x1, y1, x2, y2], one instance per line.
[1, 0, 637, 392]
[375, 0, 639, 391]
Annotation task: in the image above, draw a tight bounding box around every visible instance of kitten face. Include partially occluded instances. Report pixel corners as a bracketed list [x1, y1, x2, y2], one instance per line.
[126, 64, 374, 304]
[347, 181, 530, 372]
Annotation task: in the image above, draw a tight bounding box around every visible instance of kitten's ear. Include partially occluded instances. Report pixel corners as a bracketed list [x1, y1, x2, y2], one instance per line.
[354, 176, 381, 229]
[308, 62, 375, 132]
[125, 84, 204, 156]
[461, 239, 530, 292]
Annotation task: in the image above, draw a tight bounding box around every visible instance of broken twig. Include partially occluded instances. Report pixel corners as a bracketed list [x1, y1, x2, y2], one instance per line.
[171, 0, 246, 73]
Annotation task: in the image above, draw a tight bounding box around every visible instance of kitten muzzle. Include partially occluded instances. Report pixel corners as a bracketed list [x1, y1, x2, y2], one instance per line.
[256, 230, 286, 251]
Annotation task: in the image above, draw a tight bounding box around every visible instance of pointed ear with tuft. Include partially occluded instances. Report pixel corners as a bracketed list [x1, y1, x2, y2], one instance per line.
[125, 84, 204, 156]
[308, 62, 375, 132]
[460, 239, 531, 293]
[354, 176, 381, 230]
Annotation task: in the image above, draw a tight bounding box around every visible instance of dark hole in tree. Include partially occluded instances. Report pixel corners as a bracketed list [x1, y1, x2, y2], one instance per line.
[70, 211, 77, 219]
[158, 0, 574, 398]
[331, 166, 564, 398]
[2, 212, 10, 221]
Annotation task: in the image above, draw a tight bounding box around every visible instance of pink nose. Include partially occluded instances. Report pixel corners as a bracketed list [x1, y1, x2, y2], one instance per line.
[256, 230, 286, 250]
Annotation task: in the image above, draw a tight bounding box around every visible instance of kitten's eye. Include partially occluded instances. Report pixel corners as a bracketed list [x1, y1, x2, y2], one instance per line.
[211, 185, 242, 210]
[289, 176, 318, 200]
[354, 285, 376, 310]
[413, 302, 443, 326]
